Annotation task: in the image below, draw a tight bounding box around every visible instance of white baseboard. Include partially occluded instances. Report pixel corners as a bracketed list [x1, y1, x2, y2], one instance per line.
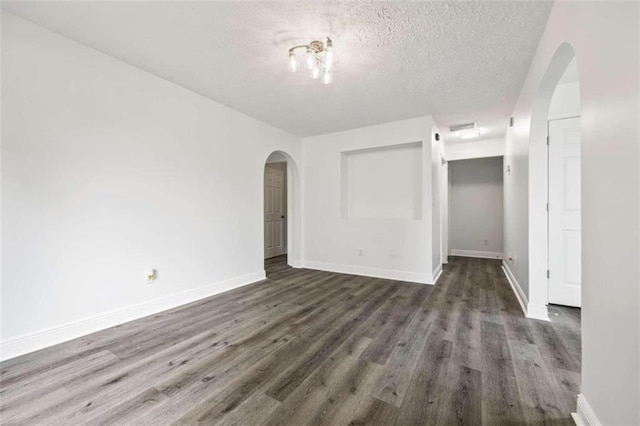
[450, 249, 503, 259]
[501, 262, 550, 321]
[303, 261, 433, 284]
[572, 394, 602, 426]
[526, 303, 550, 321]
[287, 257, 303, 268]
[501, 262, 528, 316]
[0, 270, 266, 362]
[432, 264, 443, 284]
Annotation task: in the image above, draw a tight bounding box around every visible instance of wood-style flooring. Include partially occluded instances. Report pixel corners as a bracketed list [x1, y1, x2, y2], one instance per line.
[0, 256, 581, 425]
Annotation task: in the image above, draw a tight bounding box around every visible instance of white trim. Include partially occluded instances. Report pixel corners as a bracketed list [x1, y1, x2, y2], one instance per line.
[501, 262, 550, 321]
[571, 414, 585, 426]
[502, 262, 528, 316]
[432, 264, 443, 284]
[288, 258, 303, 268]
[303, 261, 433, 284]
[526, 303, 550, 321]
[0, 271, 266, 361]
[548, 112, 581, 121]
[571, 394, 602, 426]
[450, 249, 503, 259]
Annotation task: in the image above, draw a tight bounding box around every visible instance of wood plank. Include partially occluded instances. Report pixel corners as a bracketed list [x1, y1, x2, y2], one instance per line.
[262, 337, 374, 426]
[89, 387, 169, 426]
[346, 395, 399, 426]
[531, 320, 581, 373]
[370, 300, 433, 407]
[434, 364, 483, 425]
[395, 329, 453, 425]
[360, 284, 430, 365]
[173, 283, 398, 424]
[508, 338, 573, 425]
[480, 320, 525, 424]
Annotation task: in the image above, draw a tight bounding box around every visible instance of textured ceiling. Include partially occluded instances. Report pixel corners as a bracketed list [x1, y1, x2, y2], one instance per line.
[2, 1, 553, 139]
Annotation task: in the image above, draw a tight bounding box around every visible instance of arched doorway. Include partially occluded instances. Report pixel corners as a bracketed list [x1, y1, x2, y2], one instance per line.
[528, 41, 584, 421]
[528, 42, 581, 318]
[263, 150, 302, 275]
[547, 58, 581, 307]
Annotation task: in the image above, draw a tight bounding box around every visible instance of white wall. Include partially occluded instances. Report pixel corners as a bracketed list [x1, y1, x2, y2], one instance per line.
[302, 117, 436, 284]
[444, 138, 505, 162]
[549, 81, 581, 120]
[503, 2, 639, 424]
[0, 14, 301, 359]
[449, 157, 504, 258]
[345, 143, 422, 220]
[266, 152, 288, 164]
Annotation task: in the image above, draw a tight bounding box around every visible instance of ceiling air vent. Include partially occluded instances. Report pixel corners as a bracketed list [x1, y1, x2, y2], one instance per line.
[449, 122, 476, 132]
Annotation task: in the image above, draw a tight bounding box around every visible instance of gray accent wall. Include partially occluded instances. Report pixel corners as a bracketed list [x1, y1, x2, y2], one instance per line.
[449, 156, 504, 256]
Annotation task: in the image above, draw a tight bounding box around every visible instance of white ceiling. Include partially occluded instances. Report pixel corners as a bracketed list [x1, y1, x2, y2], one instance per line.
[2, 1, 553, 139]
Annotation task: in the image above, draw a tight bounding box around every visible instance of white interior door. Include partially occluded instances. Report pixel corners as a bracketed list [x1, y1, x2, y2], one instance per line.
[548, 117, 581, 307]
[264, 167, 286, 259]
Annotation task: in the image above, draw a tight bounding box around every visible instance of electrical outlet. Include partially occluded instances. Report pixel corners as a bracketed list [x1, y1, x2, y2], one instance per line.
[483, 239, 489, 246]
[358, 249, 364, 256]
[507, 254, 515, 264]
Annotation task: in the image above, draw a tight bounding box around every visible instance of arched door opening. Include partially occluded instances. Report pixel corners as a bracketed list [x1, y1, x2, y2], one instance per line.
[264, 153, 288, 274]
[528, 41, 583, 420]
[263, 150, 302, 278]
[528, 42, 581, 318]
[547, 57, 581, 308]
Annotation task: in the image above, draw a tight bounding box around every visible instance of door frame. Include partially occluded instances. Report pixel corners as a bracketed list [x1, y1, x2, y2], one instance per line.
[546, 116, 582, 307]
[264, 164, 287, 259]
[441, 158, 448, 265]
[527, 42, 578, 321]
[262, 150, 302, 268]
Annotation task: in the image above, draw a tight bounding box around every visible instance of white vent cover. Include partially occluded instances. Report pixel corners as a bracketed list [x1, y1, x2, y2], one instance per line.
[449, 122, 476, 132]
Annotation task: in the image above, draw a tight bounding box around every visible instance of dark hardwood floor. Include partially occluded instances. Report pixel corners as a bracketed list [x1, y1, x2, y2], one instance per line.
[0, 256, 580, 425]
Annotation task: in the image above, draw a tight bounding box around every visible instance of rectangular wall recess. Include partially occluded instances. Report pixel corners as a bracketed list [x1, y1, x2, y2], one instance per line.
[341, 141, 423, 220]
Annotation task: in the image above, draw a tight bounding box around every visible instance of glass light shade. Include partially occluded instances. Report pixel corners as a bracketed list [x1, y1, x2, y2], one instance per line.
[324, 39, 334, 70]
[288, 52, 298, 72]
[288, 39, 335, 83]
[306, 48, 315, 70]
[460, 129, 481, 139]
[325, 52, 334, 70]
[321, 69, 333, 85]
[310, 64, 321, 79]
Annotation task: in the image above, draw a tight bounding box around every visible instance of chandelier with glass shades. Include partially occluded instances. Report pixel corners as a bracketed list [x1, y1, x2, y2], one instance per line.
[288, 38, 334, 84]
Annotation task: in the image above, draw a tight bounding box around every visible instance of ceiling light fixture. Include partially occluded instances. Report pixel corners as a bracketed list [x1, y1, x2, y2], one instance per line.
[288, 38, 334, 85]
[460, 129, 481, 139]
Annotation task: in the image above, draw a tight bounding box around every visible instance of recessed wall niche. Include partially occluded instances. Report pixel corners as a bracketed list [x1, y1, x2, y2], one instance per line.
[340, 142, 423, 220]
